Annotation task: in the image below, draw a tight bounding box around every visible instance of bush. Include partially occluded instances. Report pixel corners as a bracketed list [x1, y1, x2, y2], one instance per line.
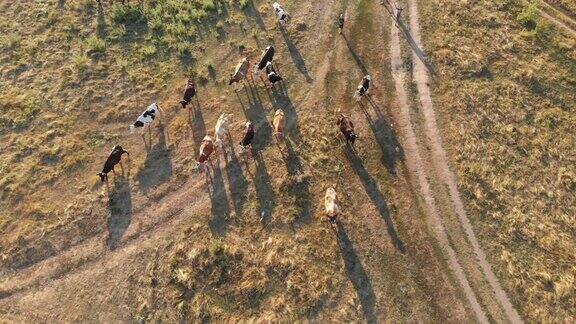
[239, 0, 250, 9]
[111, 4, 144, 25]
[517, 3, 538, 30]
[138, 44, 157, 58]
[200, 0, 216, 12]
[85, 36, 106, 54]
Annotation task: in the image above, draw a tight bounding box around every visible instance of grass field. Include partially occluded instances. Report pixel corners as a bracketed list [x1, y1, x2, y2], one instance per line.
[419, 0, 575, 321]
[0, 0, 574, 322]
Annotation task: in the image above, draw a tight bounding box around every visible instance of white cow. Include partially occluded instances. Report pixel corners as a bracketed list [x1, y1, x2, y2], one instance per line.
[325, 187, 340, 225]
[130, 102, 160, 133]
[273, 2, 290, 25]
[214, 113, 233, 147]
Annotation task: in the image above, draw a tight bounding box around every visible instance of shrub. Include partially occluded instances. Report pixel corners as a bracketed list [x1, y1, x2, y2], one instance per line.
[200, 0, 216, 12]
[85, 36, 106, 54]
[111, 4, 144, 25]
[517, 3, 538, 30]
[239, 0, 250, 9]
[138, 44, 157, 58]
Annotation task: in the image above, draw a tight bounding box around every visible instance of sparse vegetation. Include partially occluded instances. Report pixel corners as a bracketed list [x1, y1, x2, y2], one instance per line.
[420, 0, 576, 321]
[0, 0, 574, 322]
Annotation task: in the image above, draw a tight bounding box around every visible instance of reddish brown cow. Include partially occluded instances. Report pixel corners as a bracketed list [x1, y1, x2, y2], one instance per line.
[196, 136, 215, 171]
[338, 114, 358, 146]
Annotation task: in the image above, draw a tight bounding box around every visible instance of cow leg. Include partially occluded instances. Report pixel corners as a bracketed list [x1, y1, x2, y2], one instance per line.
[259, 74, 268, 89]
[148, 124, 152, 144]
[273, 63, 281, 77]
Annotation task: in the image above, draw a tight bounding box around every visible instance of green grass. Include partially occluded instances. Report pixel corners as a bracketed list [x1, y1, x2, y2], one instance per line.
[85, 36, 106, 54]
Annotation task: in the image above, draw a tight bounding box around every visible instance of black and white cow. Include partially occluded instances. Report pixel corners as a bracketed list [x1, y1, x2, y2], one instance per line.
[239, 121, 255, 153]
[266, 62, 283, 84]
[273, 2, 290, 26]
[130, 103, 160, 133]
[257, 46, 275, 71]
[97, 145, 129, 182]
[354, 75, 372, 101]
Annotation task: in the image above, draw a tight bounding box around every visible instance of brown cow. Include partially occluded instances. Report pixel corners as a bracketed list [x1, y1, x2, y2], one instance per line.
[179, 79, 196, 109]
[229, 58, 250, 86]
[196, 136, 214, 171]
[272, 109, 286, 141]
[338, 114, 358, 146]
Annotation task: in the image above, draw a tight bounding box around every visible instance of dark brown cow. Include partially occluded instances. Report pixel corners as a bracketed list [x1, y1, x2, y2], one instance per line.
[180, 79, 196, 109]
[338, 114, 358, 146]
[239, 121, 255, 153]
[97, 145, 129, 182]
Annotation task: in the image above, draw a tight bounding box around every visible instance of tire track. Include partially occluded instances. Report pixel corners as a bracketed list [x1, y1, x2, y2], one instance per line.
[538, 1, 576, 35]
[404, 0, 523, 322]
[388, 8, 488, 323]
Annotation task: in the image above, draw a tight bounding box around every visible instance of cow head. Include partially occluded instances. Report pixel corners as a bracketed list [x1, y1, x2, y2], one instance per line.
[97, 172, 107, 182]
[347, 131, 358, 145]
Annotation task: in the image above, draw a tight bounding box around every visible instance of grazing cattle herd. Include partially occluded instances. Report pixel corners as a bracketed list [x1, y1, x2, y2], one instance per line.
[99, 2, 376, 228]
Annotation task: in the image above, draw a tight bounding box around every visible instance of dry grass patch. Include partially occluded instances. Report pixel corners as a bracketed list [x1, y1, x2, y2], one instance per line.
[420, 0, 575, 321]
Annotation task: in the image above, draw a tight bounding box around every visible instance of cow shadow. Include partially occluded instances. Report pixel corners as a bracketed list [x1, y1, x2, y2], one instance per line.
[344, 147, 405, 252]
[241, 0, 266, 31]
[188, 99, 207, 155]
[223, 138, 248, 219]
[245, 83, 273, 151]
[138, 126, 173, 193]
[396, 20, 436, 75]
[106, 173, 133, 250]
[359, 101, 404, 175]
[96, 1, 107, 39]
[283, 140, 312, 225]
[252, 150, 276, 226]
[208, 160, 230, 236]
[279, 26, 312, 82]
[342, 34, 370, 76]
[336, 222, 377, 323]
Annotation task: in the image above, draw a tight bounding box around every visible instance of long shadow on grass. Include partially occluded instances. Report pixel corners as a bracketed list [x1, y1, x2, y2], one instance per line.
[396, 20, 435, 75]
[242, 0, 266, 30]
[223, 137, 248, 219]
[336, 222, 377, 323]
[252, 150, 276, 225]
[271, 84, 302, 141]
[188, 98, 207, 156]
[344, 147, 406, 252]
[279, 26, 313, 82]
[282, 140, 312, 225]
[107, 172, 133, 250]
[342, 33, 370, 76]
[208, 158, 230, 236]
[138, 126, 172, 193]
[96, 1, 107, 38]
[244, 82, 273, 151]
[359, 101, 404, 175]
